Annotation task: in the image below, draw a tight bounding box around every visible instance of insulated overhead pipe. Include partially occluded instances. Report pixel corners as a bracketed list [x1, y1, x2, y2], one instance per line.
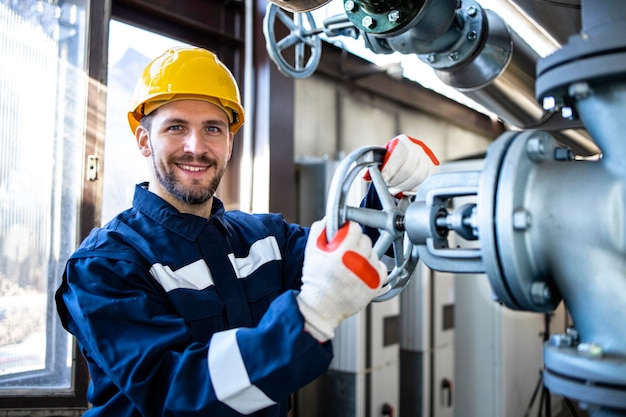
[352, 0, 598, 155]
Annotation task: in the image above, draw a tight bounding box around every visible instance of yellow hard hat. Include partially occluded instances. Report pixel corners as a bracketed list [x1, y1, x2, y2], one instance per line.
[128, 47, 245, 135]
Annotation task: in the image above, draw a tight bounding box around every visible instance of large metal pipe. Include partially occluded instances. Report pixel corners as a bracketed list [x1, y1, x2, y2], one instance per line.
[401, 0, 626, 411]
[445, 18, 598, 156]
[355, 0, 599, 155]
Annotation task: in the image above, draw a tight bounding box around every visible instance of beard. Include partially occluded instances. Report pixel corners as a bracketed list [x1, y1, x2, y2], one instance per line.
[151, 153, 225, 205]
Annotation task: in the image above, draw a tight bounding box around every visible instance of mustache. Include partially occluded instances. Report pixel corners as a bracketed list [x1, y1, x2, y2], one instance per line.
[174, 154, 217, 166]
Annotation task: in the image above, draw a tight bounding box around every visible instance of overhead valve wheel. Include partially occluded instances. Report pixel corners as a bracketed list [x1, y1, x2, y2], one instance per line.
[263, 3, 322, 78]
[325, 146, 420, 302]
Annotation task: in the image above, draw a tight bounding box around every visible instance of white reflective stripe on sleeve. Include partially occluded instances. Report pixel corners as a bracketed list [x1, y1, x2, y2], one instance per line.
[208, 329, 276, 414]
[150, 260, 214, 292]
[228, 236, 282, 279]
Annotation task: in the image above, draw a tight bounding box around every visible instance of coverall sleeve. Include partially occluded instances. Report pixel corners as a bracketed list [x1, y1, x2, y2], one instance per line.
[56, 254, 333, 416]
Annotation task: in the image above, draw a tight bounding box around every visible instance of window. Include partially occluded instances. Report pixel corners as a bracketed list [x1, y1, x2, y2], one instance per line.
[0, 0, 87, 401]
[0, 1, 246, 411]
[102, 20, 191, 222]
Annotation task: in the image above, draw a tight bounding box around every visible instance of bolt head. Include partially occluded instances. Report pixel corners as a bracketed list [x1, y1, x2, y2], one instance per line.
[344, 0, 356, 12]
[526, 137, 546, 160]
[550, 333, 573, 348]
[577, 342, 603, 358]
[530, 281, 551, 304]
[542, 96, 556, 111]
[361, 15, 375, 28]
[388, 10, 400, 22]
[554, 147, 573, 161]
[513, 209, 531, 231]
[566, 327, 579, 341]
[561, 106, 574, 119]
[569, 82, 591, 100]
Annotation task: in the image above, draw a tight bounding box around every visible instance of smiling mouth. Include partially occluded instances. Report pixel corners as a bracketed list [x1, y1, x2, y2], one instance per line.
[178, 164, 208, 172]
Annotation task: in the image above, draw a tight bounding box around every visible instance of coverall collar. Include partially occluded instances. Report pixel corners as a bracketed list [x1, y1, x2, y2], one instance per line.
[133, 182, 231, 240]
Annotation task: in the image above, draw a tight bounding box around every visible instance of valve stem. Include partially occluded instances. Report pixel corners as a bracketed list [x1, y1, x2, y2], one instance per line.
[395, 215, 405, 231]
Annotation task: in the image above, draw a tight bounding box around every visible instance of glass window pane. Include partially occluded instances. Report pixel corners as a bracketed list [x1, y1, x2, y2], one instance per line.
[0, 1, 87, 390]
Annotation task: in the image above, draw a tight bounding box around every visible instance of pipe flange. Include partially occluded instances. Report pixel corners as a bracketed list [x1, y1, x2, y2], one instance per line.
[544, 341, 626, 411]
[478, 131, 563, 312]
[477, 131, 520, 309]
[536, 26, 626, 107]
[416, 1, 486, 71]
[493, 130, 562, 312]
[343, 0, 422, 34]
[432, 9, 512, 88]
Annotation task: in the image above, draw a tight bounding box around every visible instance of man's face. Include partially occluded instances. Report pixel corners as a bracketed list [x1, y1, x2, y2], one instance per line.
[135, 99, 234, 209]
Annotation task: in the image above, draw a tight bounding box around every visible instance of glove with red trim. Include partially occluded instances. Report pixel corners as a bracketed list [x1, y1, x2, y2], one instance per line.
[297, 219, 388, 342]
[366, 134, 440, 196]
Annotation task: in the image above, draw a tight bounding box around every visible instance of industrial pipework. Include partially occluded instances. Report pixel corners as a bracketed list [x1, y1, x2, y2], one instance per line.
[266, 0, 626, 414]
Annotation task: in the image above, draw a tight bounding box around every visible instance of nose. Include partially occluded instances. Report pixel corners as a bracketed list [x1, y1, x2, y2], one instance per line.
[182, 129, 208, 154]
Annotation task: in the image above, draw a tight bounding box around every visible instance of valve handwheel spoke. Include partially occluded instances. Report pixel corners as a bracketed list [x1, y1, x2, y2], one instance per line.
[263, 3, 322, 78]
[325, 146, 420, 302]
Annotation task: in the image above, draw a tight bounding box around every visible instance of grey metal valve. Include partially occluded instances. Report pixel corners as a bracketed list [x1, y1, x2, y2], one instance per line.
[324, 146, 419, 302]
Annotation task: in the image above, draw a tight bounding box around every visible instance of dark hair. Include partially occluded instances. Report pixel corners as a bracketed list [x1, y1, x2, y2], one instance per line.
[139, 111, 154, 132]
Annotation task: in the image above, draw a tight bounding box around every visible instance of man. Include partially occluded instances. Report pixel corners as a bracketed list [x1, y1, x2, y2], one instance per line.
[56, 47, 439, 416]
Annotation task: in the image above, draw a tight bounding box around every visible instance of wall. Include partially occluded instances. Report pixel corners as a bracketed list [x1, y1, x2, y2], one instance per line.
[292, 72, 493, 417]
[294, 75, 492, 162]
[292, 73, 566, 417]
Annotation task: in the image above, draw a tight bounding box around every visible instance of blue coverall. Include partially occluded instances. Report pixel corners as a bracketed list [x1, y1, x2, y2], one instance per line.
[56, 183, 334, 416]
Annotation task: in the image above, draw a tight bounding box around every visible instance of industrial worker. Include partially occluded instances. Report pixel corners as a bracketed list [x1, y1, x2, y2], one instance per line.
[55, 46, 439, 416]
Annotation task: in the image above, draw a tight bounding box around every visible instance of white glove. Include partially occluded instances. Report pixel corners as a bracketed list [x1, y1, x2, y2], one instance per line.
[378, 134, 440, 196]
[297, 219, 388, 342]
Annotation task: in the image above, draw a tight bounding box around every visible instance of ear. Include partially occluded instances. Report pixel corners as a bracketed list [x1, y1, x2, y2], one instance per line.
[136, 126, 151, 157]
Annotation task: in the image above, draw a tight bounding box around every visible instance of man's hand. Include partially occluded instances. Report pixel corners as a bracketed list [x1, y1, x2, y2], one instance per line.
[366, 134, 440, 196]
[297, 219, 388, 342]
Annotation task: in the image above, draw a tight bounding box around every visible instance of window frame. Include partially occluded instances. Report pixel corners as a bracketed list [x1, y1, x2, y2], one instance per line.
[0, 0, 246, 412]
[0, 0, 106, 409]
